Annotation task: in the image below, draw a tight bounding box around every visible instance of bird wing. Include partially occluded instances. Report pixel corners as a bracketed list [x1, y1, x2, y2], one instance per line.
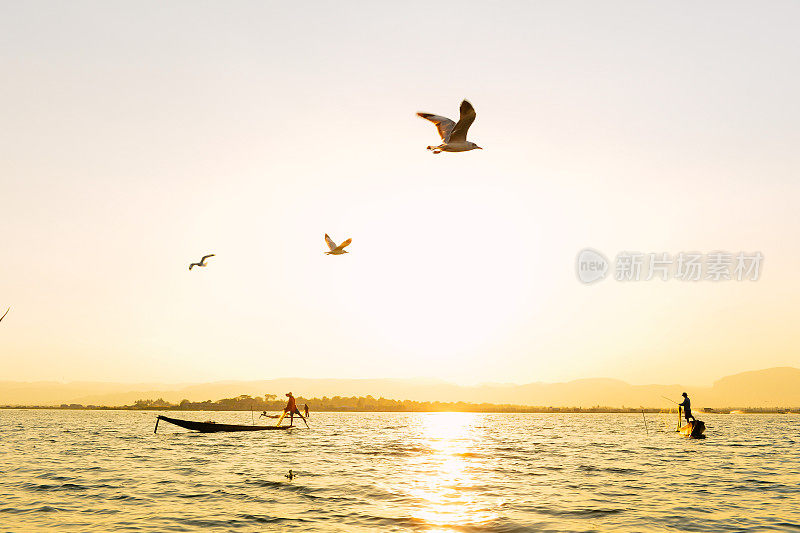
[189, 263, 196, 270]
[336, 238, 352, 250]
[449, 100, 476, 143]
[325, 234, 338, 251]
[0, 307, 9, 323]
[201, 254, 215, 262]
[416, 112, 455, 142]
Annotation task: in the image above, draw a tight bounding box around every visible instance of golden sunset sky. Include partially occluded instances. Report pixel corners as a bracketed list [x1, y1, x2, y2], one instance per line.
[2, 1, 798, 385]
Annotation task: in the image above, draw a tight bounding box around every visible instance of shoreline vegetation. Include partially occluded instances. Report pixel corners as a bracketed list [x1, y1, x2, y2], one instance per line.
[1, 394, 797, 414]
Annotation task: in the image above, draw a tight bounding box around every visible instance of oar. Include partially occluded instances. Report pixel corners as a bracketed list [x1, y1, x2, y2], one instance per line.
[295, 411, 310, 428]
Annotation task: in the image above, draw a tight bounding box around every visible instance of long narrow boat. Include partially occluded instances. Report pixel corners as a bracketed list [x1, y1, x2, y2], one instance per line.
[154, 415, 293, 433]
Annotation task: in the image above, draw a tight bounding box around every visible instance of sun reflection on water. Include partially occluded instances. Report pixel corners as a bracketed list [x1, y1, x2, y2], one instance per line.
[403, 413, 500, 531]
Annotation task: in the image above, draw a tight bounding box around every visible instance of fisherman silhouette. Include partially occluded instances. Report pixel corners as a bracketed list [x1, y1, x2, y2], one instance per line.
[275, 392, 308, 427]
[678, 392, 696, 423]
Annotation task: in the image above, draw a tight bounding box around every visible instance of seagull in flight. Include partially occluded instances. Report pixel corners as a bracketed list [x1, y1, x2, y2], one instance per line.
[189, 254, 215, 270]
[0, 307, 9, 323]
[417, 100, 482, 154]
[325, 234, 352, 255]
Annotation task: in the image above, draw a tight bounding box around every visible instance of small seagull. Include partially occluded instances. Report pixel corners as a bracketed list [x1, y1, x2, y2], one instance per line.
[0, 307, 9, 323]
[325, 234, 352, 255]
[417, 99, 482, 154]
[285, 470, 295, 480]
[189, 254, 215, 270]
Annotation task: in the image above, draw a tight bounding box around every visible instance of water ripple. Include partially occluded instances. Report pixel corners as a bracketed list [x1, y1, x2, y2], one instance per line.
[1, 410, 799, 532]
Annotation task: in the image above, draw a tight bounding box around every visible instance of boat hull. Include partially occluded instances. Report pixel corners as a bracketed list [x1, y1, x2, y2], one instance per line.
[155, 415, 292, 433]
[678, 420, 706, 439]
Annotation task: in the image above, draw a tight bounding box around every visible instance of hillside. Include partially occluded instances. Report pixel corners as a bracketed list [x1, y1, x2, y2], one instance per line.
[2, 367, 799, 408]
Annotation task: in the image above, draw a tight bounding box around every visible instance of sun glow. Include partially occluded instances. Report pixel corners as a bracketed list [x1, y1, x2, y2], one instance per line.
[404, 413, 500, 530]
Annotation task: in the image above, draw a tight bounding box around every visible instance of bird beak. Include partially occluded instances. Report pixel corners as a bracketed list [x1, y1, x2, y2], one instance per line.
[477, 146, 483, 150]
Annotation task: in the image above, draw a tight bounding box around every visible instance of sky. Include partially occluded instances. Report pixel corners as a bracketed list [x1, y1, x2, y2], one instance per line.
[1, 1, 799, 386]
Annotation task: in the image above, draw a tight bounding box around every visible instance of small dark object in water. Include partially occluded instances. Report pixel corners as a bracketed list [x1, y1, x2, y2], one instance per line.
[285, 470, 295, 480]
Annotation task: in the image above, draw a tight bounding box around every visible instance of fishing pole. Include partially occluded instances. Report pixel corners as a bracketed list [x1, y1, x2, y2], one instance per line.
[659, 396, 681, 431]
[662, 396, 694, 432]
[641, 408, 648, 436]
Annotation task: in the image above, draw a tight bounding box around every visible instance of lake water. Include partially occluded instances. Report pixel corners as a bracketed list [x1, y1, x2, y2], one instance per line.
[1, 410, 798, 532]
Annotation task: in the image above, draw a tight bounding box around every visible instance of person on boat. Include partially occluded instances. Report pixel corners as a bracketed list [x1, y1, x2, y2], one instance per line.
[678, 392, 696, 423]
[303, 404, 309, 418]
[279, 392, 303, 427]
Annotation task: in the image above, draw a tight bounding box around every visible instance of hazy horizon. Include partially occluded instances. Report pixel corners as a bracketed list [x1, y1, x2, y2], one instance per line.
[4, 366, 799, 408]
[3, 363, 794, 388]
[2, 1, 799, 386]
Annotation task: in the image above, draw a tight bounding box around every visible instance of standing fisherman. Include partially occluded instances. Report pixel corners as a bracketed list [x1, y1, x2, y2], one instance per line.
[678, 392, 696, 424]
[276, 392, 308, 427]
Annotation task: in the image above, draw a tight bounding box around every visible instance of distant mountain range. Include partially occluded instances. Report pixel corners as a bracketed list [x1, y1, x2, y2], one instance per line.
[2, 367, 799, 408]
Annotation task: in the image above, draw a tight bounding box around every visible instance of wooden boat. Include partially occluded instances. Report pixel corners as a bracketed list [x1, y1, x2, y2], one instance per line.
[677, 419, 706, 439]
[154, 415, 293, 433]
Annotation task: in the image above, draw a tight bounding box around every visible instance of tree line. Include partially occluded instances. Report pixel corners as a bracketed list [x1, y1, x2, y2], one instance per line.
[123, 394, 671, 413]
[3, 394, 796, 413]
